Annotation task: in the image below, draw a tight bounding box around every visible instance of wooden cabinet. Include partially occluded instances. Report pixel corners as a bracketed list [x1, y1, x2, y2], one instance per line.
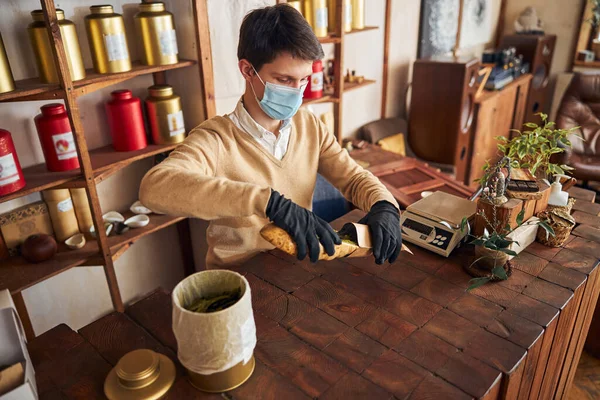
[468, 74, 531, 186]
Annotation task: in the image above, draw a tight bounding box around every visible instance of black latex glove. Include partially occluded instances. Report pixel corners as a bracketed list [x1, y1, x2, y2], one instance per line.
[266, 190, 341, 263]
[341, 200, 401, 265]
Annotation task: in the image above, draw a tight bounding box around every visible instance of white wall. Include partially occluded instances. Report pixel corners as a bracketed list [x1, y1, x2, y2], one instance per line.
[0, 0, 193, 335]
[502, 0, 584, 100]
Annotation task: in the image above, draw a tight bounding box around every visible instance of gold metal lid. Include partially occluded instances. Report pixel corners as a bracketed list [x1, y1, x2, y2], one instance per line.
[31, 9, 65, 21]
[148, 85, 174, 97]
[139, 2, 166, 12]
[104, 349, 176, 400]
[90, 5, 115, 14]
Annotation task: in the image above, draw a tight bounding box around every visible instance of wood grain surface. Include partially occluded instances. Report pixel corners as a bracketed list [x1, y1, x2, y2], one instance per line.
[26, 203, 600, 399]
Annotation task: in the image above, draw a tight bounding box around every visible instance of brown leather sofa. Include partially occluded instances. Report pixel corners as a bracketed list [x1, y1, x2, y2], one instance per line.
[555, 73, 600, 183]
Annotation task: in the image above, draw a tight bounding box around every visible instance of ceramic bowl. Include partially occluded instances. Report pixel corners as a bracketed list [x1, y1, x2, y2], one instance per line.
[65, 233, 86, 250]
[91, 222, 113, 237]
[103, 211, 124, 223]
[125, 214, 150, 228]
[130, 200, 153, 215]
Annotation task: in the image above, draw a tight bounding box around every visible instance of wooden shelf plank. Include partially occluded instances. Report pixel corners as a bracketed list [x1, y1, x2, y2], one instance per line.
[0, 214, 186, 293]
[73, 60, 195, 97]
[90, 143, 178, 182]
[0, 60, 195, 103]
[344, 78, 376, 92]
[0, 144, 178, 205]
[303, 93, 339, 105]
[348, 26, 379, 34]
[0, 164, 81, 204]
[107, 213, 186, 253]
[573, 60, 600, 68]
[0, 241, 100, 294]
[318, 26, 379, 44]
[0, 78, 60, 103]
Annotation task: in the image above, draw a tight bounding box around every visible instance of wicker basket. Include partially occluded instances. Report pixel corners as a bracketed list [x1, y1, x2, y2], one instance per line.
[536, 205, 576, 247]
[545, 198, 576, 215]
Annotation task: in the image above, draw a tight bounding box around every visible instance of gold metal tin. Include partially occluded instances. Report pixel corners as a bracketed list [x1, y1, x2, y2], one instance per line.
[287, 1, 303, 14]
[85, 5, 131, 74]
[104, 349, 176, 400]
[145, 85, 186, 144]
[351, 0, 365, 30]
[134, 2, 179, 66]
[0, 32, 15, 93]
[327, 0, 337, 32]
[304, 0, 328, 38]
[42, 189, 79, 242]
[27, 10, 86, 84]
[344, 0, 352, 32]
[69, 188, 94, 233]
[186, 355, 255, 393]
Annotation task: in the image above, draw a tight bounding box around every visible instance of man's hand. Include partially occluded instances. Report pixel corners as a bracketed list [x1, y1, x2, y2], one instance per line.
[266, 190, 341, 263]
[341, 200, 401, 265]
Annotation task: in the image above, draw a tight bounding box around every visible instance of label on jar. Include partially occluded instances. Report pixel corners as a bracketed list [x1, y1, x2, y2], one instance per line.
[104, 33, 129, 62]
[315, 7, 328, 30]
[345, 3, 352, 27]
[311, 71, 323, 92]
[159, 29, 179, 56]
[52, 132, 77, 161]
[167, 110, 186, 137]
[0, 153, 19, 187]
[57, 198, 74, 213]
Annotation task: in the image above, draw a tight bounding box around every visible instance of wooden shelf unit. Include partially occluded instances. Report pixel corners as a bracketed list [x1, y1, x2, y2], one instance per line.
[0, 0, 216, 340]
[0, 60, 195, 103]
[280, 1, 391, 142]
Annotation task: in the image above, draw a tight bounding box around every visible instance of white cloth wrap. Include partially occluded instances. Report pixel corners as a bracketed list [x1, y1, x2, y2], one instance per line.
[172, 270, 256, 375]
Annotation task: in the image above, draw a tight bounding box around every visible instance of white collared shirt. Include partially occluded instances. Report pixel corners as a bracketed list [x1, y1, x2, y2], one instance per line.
[228, 99, 291, 160]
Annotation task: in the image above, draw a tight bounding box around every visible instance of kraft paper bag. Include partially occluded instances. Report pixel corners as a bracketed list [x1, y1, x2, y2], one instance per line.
[172, 270, 256, 375]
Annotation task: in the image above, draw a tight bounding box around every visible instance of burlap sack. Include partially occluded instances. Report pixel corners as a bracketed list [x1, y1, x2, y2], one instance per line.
[172, 270, 256, 375]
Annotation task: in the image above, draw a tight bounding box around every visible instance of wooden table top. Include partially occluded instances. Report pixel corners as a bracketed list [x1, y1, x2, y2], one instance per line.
[27, 190, 600, 400]
[350, 143, 474, 207]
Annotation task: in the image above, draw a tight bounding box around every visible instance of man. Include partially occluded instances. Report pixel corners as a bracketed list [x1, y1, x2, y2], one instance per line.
[139, 4, 402, 268]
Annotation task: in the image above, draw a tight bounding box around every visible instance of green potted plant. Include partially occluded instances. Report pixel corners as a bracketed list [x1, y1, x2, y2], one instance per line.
[461, 203, 555, 291]
[490, 113, 577, 181]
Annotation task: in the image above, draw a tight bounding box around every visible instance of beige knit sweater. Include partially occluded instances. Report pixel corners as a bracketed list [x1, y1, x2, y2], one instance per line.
[139, 109, 399, 268]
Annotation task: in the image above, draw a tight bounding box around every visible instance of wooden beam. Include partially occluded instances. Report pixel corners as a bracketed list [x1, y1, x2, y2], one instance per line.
[381, 0, 392, 118]
[40, 0, 124, 312]
[193, 0, 217, 119]
[333, 0, 345, 143]
[494, 0, 507, 48]
[12, 292, 35, 341]
[176, 219, 197, 276]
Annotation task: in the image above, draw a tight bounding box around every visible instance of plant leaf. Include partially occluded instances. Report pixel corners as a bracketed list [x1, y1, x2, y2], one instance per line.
[492, 265, 509, 280]
[470, 238, 486, 246]
[483, 228, 490, 238]
[484, 241, 499, 250]
[538, 220, 556, 238]
[516, 209, 525, 226]
[524, 122, 538, 128]
[561, 164, 575, 171]
[498, 248, 518, 256]
[467, 277, 491, 291]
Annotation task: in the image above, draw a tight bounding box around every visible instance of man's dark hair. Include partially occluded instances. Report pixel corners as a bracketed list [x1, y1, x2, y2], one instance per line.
[238, 4, 325, 71]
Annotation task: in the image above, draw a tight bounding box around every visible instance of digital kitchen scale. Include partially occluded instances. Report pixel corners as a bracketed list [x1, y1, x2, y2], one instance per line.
[400, 191, 477, 257]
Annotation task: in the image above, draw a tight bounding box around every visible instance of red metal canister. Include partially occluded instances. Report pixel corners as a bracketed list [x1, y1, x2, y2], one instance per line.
[106, 90, 148, 152]
[304, 59, 323, 100]
[34, 104, 80, 172]
[0, 129, 26, 196]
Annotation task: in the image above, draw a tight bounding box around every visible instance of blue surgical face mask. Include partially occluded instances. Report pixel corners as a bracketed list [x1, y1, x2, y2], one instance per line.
[250, 66, 306, 120]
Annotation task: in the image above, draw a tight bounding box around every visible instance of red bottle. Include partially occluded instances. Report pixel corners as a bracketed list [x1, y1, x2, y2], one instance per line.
[106, 90, 147, 152]
[0, 129, 26, 197]
[34, 104, 80, 172]
[304, 60, 323, 100]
